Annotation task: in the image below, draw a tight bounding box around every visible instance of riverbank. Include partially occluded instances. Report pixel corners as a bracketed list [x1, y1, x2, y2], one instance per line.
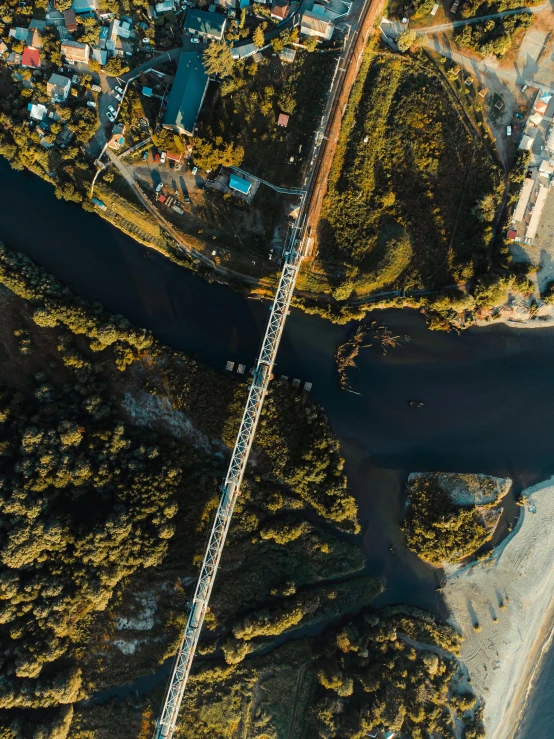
[442, 477, 554, 739]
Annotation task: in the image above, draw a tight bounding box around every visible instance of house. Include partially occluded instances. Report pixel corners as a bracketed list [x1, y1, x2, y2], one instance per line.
[271, 0, 292, 20]
[91, 46, 107, 64]
[28, 102, 47, 120]
[108, 123, 126, 150]
[214, 0, 237, 9]
[26, 28, 43, 48]
[183, 9, 227, 40]
[29, 20, 47, 31]
[279, 46, 296, 63]
[300, 9, 333, 39]
[231, 41, 258, 60]
[155, 0, 175, 12]
[72, 0, 97, 13]
[64, 9, 78, 32]
[534, 100, 548, 116]
[21, 47, 41, 68]
[9, 27, 29, 42]
[277, 112, 289, 127]
[229, 173, 252, 195]
[56, 126, 74, 148]
[162, 51, 209, 135]
[47, 72, 72, 102]
[6, 52, 22, 66]
[45, 10, 66, 27]
[0, 41, 7, 57]
[61, 40, 90, 63]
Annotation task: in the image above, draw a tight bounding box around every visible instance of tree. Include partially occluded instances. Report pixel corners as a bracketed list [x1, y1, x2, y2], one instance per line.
[193, 137, 244, 171]
[304, 36, 318, 52]
[397, 29, 417, 52]
[253, 25, 265, 48]
[203, 41, 234, 77]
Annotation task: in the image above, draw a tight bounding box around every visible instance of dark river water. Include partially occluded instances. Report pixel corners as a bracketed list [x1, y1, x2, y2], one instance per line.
[1, 158, 554, 735]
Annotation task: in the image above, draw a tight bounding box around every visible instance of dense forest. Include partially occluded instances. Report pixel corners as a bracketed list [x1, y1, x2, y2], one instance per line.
[0, 243, 487, 737]
[402, 472, 507, 565]
[302, 50, 501, 305]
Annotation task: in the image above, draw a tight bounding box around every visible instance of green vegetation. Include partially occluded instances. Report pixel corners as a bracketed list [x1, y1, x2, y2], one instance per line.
[72, 606, 485, 739]
[455, 13, 533, 58]
[196, 47, 337, 187]
[0, 242, 381, 738]
[402, 472, 498, 565]
[306, 51, 501, 305]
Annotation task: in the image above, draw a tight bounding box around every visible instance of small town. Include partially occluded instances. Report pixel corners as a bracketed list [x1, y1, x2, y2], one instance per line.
[3, 0, 554, 734]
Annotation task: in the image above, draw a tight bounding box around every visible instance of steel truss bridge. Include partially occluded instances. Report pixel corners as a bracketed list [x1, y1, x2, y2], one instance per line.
[153, 197, 307, 739]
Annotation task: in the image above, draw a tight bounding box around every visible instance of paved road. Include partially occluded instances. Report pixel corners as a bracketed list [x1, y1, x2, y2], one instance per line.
[416, 1, 548, 33]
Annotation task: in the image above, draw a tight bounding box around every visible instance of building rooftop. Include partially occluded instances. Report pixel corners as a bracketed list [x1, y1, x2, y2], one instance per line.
[162, 51, 209, 135]
[72, 0, 97, 12]
[301, 8, 333, 36]
[279, 46, 296, 62]
[184, 8, 227, 39]
[229, 173, 252, 194]
[277, 112, 289, 127]
[64, 9, 77, 31]
[22, 47, 40, 67]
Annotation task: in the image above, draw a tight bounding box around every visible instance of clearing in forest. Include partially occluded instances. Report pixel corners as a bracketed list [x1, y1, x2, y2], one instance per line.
[307, 53, 502, 301]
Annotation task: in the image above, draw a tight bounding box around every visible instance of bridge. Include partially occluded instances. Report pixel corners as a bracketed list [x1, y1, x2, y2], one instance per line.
[154, 202, 306, 739]
[152, 0, 375, 730]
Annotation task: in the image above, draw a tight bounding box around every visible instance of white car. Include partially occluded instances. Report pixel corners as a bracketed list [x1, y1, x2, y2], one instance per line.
[160, 151, 166, 164]
[155, 182, 164, 193]
[108, 105, 118, 119]
[106, 110, 115, 123]
[115, 85, 124, 95]
[506, 126, 512, 137]
[191, 166, 198, 175]
[87, 100, 97, 108]
[191, 37, 200, 44]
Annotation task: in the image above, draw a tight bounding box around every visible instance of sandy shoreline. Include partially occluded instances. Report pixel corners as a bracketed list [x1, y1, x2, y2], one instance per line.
[442, 477, 554, 739]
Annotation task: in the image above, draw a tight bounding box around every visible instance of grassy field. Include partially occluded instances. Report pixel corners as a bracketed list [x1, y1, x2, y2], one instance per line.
[299, 51, 502, 302]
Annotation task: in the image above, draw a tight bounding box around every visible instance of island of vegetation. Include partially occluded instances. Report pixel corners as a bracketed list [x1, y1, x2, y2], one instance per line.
[0, 242, 486, 738]
[402, 472, 512, 565]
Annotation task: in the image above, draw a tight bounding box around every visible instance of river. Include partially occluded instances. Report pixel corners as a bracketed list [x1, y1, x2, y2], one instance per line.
[2, 158, 554, 735]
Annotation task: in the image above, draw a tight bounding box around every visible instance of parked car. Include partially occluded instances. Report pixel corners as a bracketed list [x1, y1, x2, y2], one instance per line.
[514, 112, 524, 119]
[114, 85, 124, 95]
[108, 104, 117, 116]
[87, 100, 97, 108]
[154, 152, 160, 163]
[155, 182, 163, 193]
[142, 150, 149, 160]
[160, 151, 166, 164]
[191, 37, 200, 43]
[506, 125, 512, 136]
[113, 92, 122, 102]
[183, 192, 190, 203]
[106, 110, 115, 123]
[522, 84, 528, 91]
[191, 166, 198, 175]
[91, 84, 102, 93]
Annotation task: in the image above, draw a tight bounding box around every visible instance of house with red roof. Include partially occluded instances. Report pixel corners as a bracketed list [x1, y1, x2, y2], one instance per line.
[21, 46, 41, 68]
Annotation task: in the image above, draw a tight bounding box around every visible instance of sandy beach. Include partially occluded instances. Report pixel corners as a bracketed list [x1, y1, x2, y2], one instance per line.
[442, 477, 554, 739]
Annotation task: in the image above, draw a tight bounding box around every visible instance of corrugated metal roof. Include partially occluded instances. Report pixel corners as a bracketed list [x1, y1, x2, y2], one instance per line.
[184, 8, 226, 38]
[301, 9, 333, 36]
[229, 174, 251, 194]
[526, 184, 548, 240]
[513, 178, 534, 222]
[162, 52, 209, 135]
